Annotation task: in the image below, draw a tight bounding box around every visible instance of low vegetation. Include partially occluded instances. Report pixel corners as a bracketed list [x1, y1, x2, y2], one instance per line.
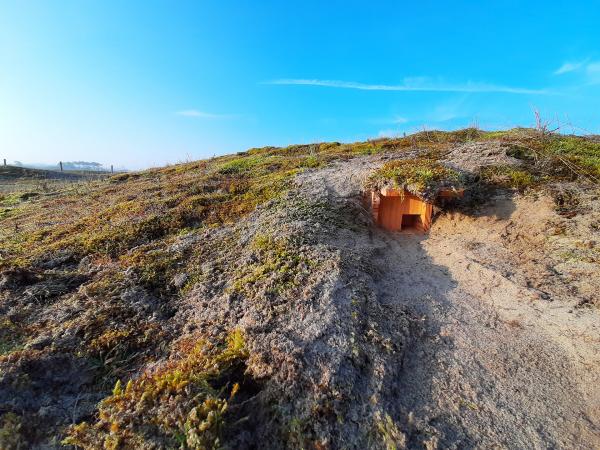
[231, 233, 315, 297]
[0, 127, 598, 448]
[64, 330, 248, 449]
[367, 158, 463, 197]
[480, 165, 538, 190]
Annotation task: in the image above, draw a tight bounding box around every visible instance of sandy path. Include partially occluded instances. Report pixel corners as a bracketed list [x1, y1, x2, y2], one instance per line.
[375, 228, 599, 448]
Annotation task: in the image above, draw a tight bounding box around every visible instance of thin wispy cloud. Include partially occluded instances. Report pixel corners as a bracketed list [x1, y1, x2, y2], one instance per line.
[265, 78, 550, 95]
[554, 59, 589, 75]
[554, 59, 600, 84]
[175, 109, 236, 119]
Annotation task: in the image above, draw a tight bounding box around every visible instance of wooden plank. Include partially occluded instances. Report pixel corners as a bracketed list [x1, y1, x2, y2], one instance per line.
[378, 196, 403, 231]
[422, 203, 433, 231]
[439, 188, 464, 198]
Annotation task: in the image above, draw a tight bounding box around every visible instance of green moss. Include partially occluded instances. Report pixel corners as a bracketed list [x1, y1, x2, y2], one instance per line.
[558, 246, 600, 264]
[546, 136, 600, 178]
[88, 323, 164, 362]
[319, 142, 341, 152]
[0, 319, 25, 356]
[480, 166, 537, 190]
[0, 192, 39, 207]
[302, 155, 321, 168]
[0, 412, 24, 449]
[0, 193, 22, 207]
[217, 155, 266, 175]
[109, 172, 141, 183]
[231, 234, 314, 296]
[480, 130, 510, 140]
[64, 330, 249, 450]
[374, 412, 405, 450]
[506, 144, 536, 161]
[0, 207, 13, 219]
[368, 158, 462, 193]
[412, 127, 483, 143]
[348, 142, 384, 156]
[284, 416, 311, 449]
[119, 242, 183, 294]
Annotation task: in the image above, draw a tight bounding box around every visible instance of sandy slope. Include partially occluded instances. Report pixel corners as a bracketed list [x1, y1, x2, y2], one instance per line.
[384, 205, 599, 448]
[297, 156, 600, 449]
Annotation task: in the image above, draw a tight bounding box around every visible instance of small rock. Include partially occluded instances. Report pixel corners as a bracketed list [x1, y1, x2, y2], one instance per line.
[201, 262, 215, 274]
[78, 255, 92, 271]
[172, 273, 189, 289]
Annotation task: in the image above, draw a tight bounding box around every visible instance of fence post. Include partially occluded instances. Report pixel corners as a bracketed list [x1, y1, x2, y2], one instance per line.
[3, 159, 6, 166]
[111, 164, 114, 173]
[59, 161, 63, 172]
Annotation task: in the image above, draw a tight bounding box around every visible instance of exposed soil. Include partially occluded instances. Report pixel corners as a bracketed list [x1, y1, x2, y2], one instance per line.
[294, 154, 600, 448]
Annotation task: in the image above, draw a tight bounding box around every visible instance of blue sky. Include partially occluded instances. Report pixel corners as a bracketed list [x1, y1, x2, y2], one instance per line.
[1, 1, 599, 169]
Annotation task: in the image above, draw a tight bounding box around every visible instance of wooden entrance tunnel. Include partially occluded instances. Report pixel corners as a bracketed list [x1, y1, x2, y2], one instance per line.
[365, 187, 464, 232]
[368, 188, 432, 232]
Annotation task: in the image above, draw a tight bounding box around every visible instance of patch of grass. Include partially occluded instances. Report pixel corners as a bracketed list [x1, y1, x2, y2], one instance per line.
[506, 144, 536, 161]
[0, 412, 24, 449]
[0, 193, 23, 207]
[480, 128, 540, 142]
[480, 166, 537, 190]
[0, 207, 13, 219]
[373, 412, 405, 450]
[217, 155, 266, 175]
[231, 234, 314, 297]
[87, 322, 165, 366]
[284, 416, 311, 449]
[64, 330, 249, 450]
[546, 135, 600, 178]
[0, 319, 26, 356]
[118, 242, 183, 294]
[412, 127, 483, 143]
[0, 152, 307, 270]
[558, 246, 600, 264]
[346, 142, 384, 156]
[302, 155, 321, 168]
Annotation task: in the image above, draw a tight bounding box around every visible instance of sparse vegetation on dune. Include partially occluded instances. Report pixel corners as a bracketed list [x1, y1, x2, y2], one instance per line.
[366, 158, 463, 198]
[64, 330, 248, 449]
[4, 128, 598, 267]
[1, 128, 599, 448]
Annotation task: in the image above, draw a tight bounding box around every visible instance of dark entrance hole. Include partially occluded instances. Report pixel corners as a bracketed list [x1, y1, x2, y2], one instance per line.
[401, 214, 423, 231]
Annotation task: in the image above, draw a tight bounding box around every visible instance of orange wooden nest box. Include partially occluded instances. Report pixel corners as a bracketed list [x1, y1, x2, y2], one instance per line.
[364, 188, 463, 233]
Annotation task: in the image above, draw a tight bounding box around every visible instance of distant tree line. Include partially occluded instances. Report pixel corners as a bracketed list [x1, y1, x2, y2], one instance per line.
[60, 161, 105, 171]
[7, 160, 113, 171]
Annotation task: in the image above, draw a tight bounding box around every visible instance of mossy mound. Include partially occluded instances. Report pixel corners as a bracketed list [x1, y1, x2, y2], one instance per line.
[64, 331, 248, 449]
[366, 158, 464, 200]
